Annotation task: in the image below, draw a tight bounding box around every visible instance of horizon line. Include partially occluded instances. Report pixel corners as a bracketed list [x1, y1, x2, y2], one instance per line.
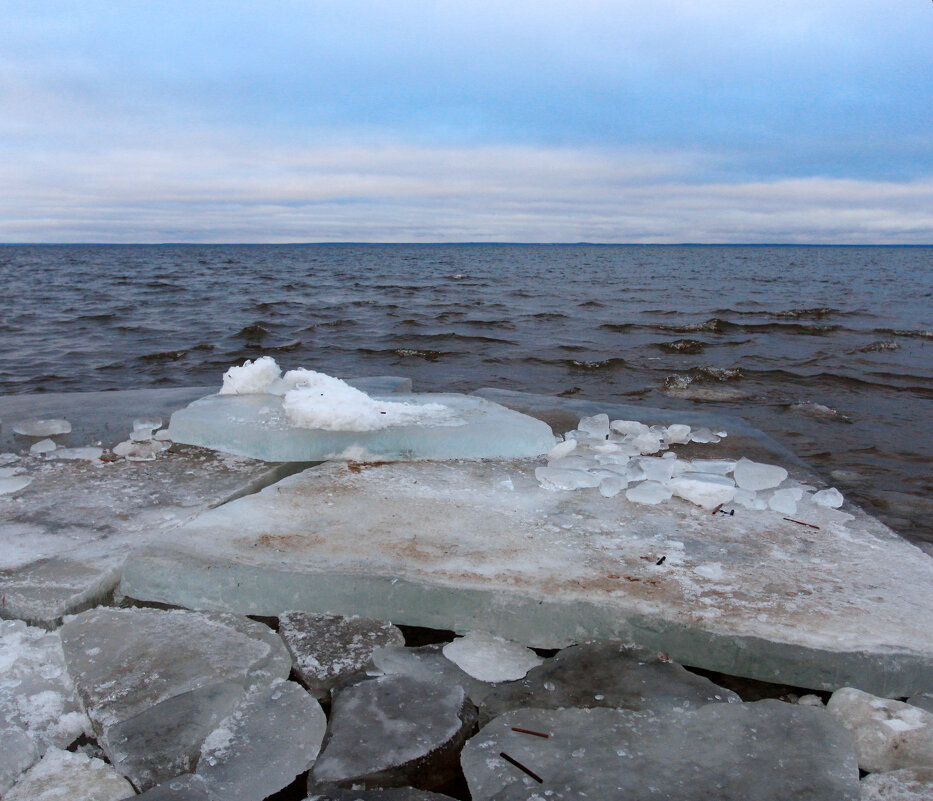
[2, 242, 931, 248]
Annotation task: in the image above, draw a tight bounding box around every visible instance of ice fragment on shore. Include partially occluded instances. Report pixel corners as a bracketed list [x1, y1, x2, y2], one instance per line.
[768, 487, 803, 515]
[278, 611, 404, 699]
[534, 466, 600, 491]
[371, 644, 501, 705]
[48, 446, 103, 461]
[311, 675, 477, 791]
[813, 487, 844, 508]
[625, 480, 672, 505]
[577, 413, 609, 439]
[4, 747, 133, 801]
[462, 702, 859, 801]
[0, 475, 31, 494]
[827, 687, 933, 773]
[442, 631, 543, 682]
[609, 420, 648, 436]
[734, 457, 788, 491]
[220, 356, 282, 395]
[0, 620, 90, 751]
[11, 419, 71, 437]
[688, 426, 721, 443]
[734, 488, 768, 510]
[662, 423, 691, 444]
[479, 641, 738, 724]
[546, 439, 577, 460]
[197, 680, 326, 801]
[599, 475, 626, 497]
[113, 439, 169, 461]
[669, 472, 736, 510]
[29, 439, 56, 455]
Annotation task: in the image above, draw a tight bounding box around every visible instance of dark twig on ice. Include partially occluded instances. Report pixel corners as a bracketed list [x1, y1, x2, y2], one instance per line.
[500, 752, 544, 783]
[511, 726, 550, 738]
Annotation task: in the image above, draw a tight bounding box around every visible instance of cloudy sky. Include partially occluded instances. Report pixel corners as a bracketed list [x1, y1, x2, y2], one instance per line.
[1, 1, 931, 243]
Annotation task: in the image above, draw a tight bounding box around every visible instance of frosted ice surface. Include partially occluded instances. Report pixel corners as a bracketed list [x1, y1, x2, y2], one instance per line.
[29, 439, 56, 454]
[462, 703, 859, 801]
[220, 356, 283, 395]
[442, 631, 543, 682]
[168, 392, 555, 462]
[120, 459, 933, 696]
[278, 611, 404, 699]
[0, 728, 38, 795]
[598, 475, 625, 497]
[0, 475, 31, 494]
[5, 747, 133, 801]
[813, 488, 844, 508]
[371, 644, 501, 705]
[197, 680, 326, 801]
[11, 419, 71, 437]
[577, 413, 609, 439]
[734, 457, 788, 491]
[47, 446, 103, 461]
[132, 773, 212, 800]
[308, 788, 459, 800]
[827, 687, 933, 773]
[0, 620, 90, 751]
[59, 608, 291, 732]
[101, 681, 246, 790]
[668, 472, 736, 510]
[311, 675, 477, 791]
[860, 768, 933, 801]
[625, 480, 672, 504]
[479, 641, 738, 724]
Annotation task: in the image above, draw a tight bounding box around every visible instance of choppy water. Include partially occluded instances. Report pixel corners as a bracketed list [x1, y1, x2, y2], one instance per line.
[1, 244, 930, 547]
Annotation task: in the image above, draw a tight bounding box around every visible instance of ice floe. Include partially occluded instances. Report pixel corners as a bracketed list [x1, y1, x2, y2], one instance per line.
[441, 631, 543, 682]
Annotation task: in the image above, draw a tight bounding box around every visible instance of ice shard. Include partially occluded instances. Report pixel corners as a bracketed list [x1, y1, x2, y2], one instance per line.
[166, 392, 555, 462]
[121, 455, 933, 697]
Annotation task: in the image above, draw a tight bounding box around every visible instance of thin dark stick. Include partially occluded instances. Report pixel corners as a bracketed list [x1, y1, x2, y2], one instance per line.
[511, 726, 550, 738]
[783, 517, 820, 530]
[500, 752, 544, 783]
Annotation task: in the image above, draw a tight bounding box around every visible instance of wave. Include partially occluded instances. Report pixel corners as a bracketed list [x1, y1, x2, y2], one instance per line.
[875, 328, 933, 339]
[657, 339, 706, 354]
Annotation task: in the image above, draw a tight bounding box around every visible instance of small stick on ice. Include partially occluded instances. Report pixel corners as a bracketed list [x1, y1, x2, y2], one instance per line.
[511, 726, 550, 739]
[783, 517, 820, 530]
[500, 752, 543, 783]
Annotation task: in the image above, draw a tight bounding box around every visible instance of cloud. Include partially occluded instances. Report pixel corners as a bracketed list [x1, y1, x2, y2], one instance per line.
[0, 139, 929, 243]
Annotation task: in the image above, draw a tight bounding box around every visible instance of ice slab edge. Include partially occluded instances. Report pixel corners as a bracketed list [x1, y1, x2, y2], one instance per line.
[167, 393, 556, 462]
[121, 550, 931, 698]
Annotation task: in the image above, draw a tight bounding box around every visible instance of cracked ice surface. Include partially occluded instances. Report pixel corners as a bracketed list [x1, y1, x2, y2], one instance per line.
[122, 458, 933, 696]
[167, 392, 556, 462]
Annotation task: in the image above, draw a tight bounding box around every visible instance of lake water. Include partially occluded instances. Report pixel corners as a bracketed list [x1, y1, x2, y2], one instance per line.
[1, 244, 930, 548]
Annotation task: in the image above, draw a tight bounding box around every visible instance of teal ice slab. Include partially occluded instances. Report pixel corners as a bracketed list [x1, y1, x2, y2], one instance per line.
[166, 393, 556, 462]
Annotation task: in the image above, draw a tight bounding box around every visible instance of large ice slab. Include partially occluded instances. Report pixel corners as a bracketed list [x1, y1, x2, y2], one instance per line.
[121, 456, 933, 697]
[460, 702, 860, 801]
[4, 747, 134, 801]
[166, 392, 555, 462]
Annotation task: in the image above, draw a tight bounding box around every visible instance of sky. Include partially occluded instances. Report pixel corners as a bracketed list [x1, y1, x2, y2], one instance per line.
[1, 1, 931, 243]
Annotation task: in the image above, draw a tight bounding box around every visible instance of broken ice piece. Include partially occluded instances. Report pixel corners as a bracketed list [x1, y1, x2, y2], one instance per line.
[546, 439, 577, 460]
[662, 424, 691, 444]
[599, 476, 626, 497]
[11, 418, 71, 437]
[29, 439, 57, 455]
[153, 429, 173, 442]
[47, 446, 103, 461]
[609, 420, 649, 436]
[535, 466, 601, 491]
[577, 414, 610, 439]
[197, 680, 326, 801]
[630, 457, 675, 484]
[628, 431, 663, 454]
[0, 475, 32, 494]
[133, 417, 162, 433]
[112, 440, 170, 461]
[733, 457, 788, 491]
[277, 611, 404, 699]
[688, 458, 737, 475]
[669, 472, 736, 510]
[0, 728, 38, 796]
[812, 488, 844, 508]
[768, 488, 803, 515]
[625, 481, 672, 505]
[442, 631, 543, 682]
[733, 488, 768, 510]
[688, 426, 720, 444]
[4, 747, 133, 801]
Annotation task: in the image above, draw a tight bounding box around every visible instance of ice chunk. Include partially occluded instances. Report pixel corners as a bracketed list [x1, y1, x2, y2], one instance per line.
[535, 466, 600, 490]
[101, 681, 246, 790]
[59, 608, 291, 732]
[734, 457, 789, 491]
[113, 439, 169, 460]
[546, 439, 576, 460]
[689, 426, 721, 444]
[625, 480, 672, 505]
[768, 487, 802, 515]
[120, 458, 933, 697]
[29, 439, 56, 455]
[47, 446, 103, 461]
[479, 641, 738, 725]
[577, 413, 609, 439]
[5, 747, 133, 801]
[669, 472, 736, 510]
[827, 687, 933, 772]
[860, 768, 933, 801]
[734, 488, 768, 510]
[461, 702, 859, 801]
[630, 457, 675, 484]
[688, 458, 737, 475]
[169, 392, 555, 462]
[0, 475, 31, 494]
[0, 728, 38, 795]
[545, 455, 593, 471]
[278, 611, 404, 699]
[813, 487, 844, 508]
[220, 356, 283, 395]
[662, 424, 691, 444]
[11, 419, 71, 437]
[310, 675, 477, 792]
[133, 416, 163, 433]
[442, 631, 543, 682]
[609, 420, 649, 436]
[628, 430, 663, 454]
[599, 475, 626, 497]
[197, 680, 326, 801]
[0, 620, 90, 751]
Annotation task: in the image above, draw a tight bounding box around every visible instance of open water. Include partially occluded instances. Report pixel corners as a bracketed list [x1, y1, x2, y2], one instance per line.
[1, 244, 930, 548]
